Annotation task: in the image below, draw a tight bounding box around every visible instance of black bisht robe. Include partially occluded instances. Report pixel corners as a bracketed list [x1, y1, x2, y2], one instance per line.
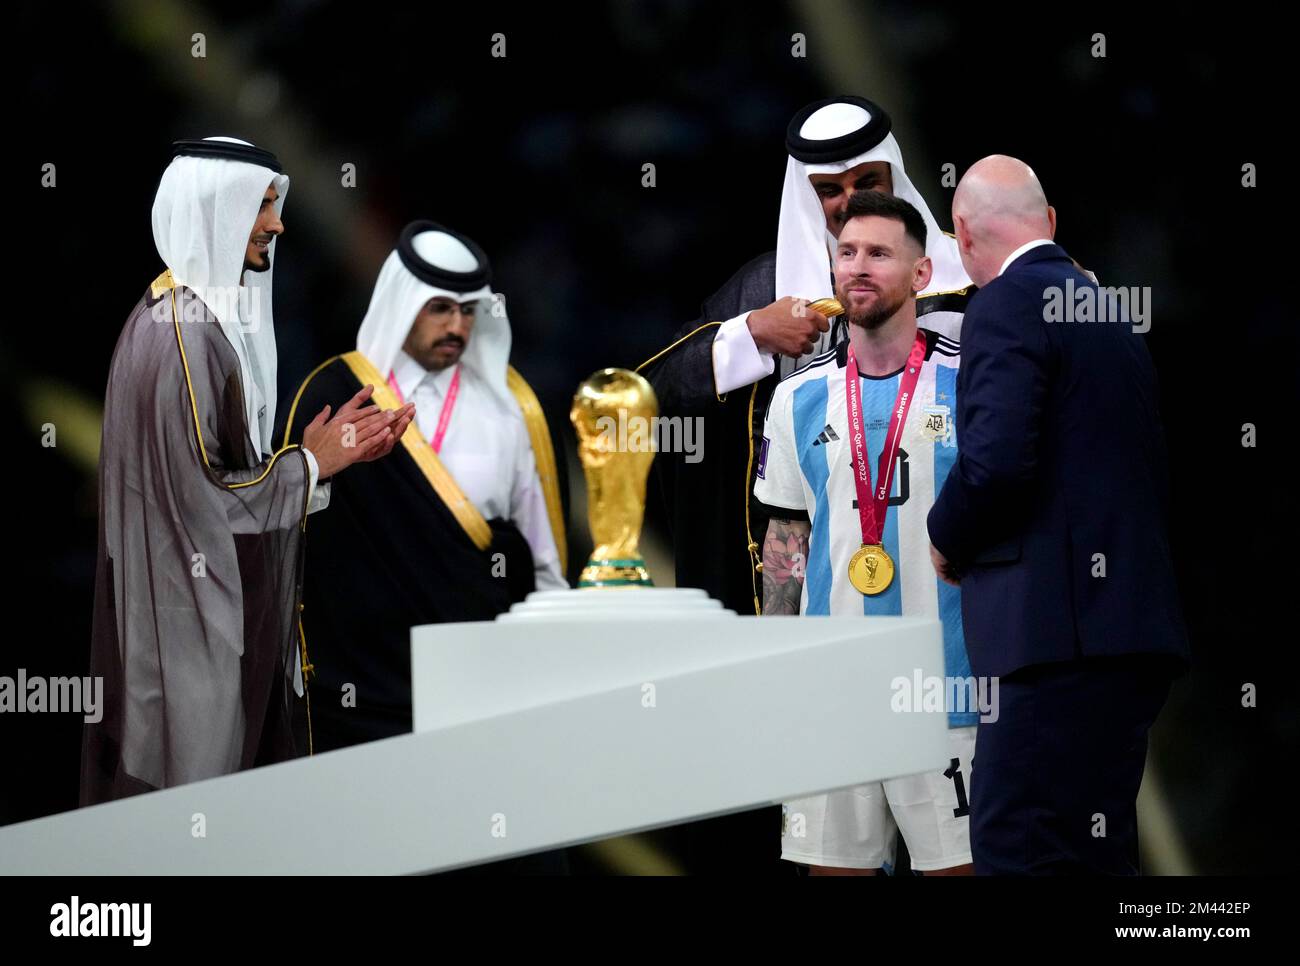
[82, 272, 309, 803]
[637, 253, 834, 875]
[279, 356, 539, 750]
[641, 251, 831, 617]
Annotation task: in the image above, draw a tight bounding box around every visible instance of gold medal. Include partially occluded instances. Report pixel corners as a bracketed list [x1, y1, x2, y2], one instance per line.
[808, 297, 844, 318]
[843, 333, 923, 599]
[848, 543, 895, 596]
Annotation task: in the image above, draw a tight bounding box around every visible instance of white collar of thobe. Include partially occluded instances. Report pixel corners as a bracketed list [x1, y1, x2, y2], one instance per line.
[392, 348, 459, 401]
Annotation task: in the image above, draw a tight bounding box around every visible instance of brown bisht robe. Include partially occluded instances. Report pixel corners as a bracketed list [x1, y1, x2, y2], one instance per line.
[81, 269, 310, 804]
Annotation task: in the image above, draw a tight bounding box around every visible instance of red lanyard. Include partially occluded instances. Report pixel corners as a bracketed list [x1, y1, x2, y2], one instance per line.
[387, 364, 460, 453]
[845, 331, 927, 545]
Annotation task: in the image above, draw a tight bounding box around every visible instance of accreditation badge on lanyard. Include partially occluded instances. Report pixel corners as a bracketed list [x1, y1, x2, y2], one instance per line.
[845, 331, 927, 596]
[387, 365, 461, 453]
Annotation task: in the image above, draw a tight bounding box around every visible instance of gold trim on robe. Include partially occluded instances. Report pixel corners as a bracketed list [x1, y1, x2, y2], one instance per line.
[506, 365, 568, 575]
[160, 268, 310, 494]
[280, 350, 494, 552]
[635, 320, 727, 402]
[342, 351, 494, 551]
[157, 267, 316, 749]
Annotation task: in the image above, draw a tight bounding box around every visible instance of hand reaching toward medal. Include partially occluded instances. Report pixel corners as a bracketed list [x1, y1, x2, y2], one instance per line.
[302, 384, 416, 479]
[746, 296, 834, 358]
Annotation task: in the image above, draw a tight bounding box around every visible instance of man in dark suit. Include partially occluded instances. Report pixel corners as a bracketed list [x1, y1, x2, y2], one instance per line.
[927, 155, 1190, 874]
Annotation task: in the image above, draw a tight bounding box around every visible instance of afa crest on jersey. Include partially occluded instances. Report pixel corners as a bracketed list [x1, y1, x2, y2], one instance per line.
[921, 404, 953, 445]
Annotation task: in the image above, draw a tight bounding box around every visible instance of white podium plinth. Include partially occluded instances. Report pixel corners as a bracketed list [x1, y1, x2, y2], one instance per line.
[0, 589, 948, 874]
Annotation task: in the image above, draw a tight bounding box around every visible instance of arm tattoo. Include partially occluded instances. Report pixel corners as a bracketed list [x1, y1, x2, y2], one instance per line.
[761, 517, 811, 616]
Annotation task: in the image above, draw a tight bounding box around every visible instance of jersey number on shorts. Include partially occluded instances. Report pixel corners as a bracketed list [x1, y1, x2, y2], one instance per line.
[944, 757, 971, 818]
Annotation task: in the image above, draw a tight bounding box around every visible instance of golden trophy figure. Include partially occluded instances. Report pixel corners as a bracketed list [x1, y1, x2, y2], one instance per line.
[570, 367, 657, 588]
[500, 364, 727, 616]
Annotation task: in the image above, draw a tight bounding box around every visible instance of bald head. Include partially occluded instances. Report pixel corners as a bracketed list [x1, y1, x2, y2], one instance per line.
[951, 155, 1056, 286]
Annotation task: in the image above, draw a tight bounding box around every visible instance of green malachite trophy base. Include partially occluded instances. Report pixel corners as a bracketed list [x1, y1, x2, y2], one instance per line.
[578, 557, 655, 588]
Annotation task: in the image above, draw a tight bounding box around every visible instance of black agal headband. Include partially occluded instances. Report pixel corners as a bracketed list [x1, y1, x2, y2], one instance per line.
[171, 138, 284, 173]
[397, 220, 492, 293]
[785, 96, 893, 164]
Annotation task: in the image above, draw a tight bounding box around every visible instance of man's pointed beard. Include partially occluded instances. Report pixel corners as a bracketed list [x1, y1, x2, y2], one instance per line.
[243, 253, 272, 273]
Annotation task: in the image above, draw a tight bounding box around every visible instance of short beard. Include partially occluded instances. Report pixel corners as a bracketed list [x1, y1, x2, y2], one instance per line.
[844, 288, 908, 331]
[243, 253, 271, 274]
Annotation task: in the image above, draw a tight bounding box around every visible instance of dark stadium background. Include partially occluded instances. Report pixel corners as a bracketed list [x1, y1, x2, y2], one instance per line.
[7, 0, 1287, 875]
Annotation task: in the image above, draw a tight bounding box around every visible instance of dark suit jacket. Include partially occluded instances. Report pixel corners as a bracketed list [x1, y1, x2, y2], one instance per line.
[927, 243, 1189, 678]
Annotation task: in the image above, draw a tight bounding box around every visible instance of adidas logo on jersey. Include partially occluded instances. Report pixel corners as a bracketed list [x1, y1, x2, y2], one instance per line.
[812, 424, 839, 446]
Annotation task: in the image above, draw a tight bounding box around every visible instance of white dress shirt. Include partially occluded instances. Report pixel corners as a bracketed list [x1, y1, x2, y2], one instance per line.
[390, 349, 566, 591]
[997, 238, 1054, 278]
